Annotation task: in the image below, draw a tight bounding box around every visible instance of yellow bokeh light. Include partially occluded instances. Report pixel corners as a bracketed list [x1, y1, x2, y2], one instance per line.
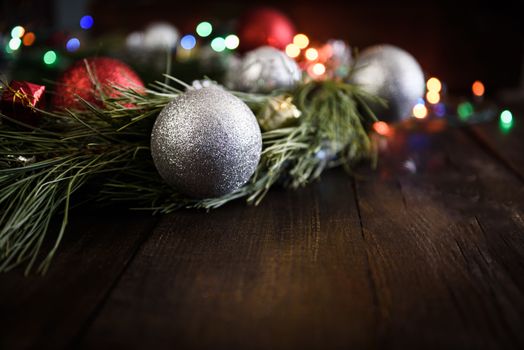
[472, 80, 485, 97]
[312, 63, 326, 76]
[413, 104, 428, 119]
[293, 34, 309, 49]
[285, 43, 300, 58]
[426, 91, 440, 104]
[305, 48, 318, 61]
[426, 77, 442, 92]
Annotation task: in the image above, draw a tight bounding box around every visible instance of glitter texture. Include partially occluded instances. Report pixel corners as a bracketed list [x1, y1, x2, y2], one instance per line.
[348, 45, 425, 122]
[151, 86, 262, 198]
[52, 57, 144, 110]
[227, 46, 301, 93]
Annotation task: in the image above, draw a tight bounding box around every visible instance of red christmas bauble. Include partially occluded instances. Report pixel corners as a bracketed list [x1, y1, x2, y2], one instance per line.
[52, 57, 144, 110]
[237, 7, 295, 52]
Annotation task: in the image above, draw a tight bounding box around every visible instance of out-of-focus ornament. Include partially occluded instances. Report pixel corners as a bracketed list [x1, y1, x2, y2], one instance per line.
[237, 7, 295, 52]
[227, 46, 301, 93]
[348, 44, 425, 122]
[51, 57, 144, 110]
[320, 40, 352, 78]
[258, 95, 301, 131]
[142, 22, 179, 51]
[150, 86, 262, 198]
[1, 81, 45, 125]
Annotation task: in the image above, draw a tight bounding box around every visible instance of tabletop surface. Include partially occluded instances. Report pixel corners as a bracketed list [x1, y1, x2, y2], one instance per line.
[1, 116, 524, 350]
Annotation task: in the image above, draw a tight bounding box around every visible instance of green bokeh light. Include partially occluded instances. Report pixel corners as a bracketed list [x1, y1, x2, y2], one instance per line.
[500, 109, 513, 124]
[196, 22, 213, 37]
[43, 50, 57, 65]
[457, 102, 474, 121]
[210, 37, 226, 52]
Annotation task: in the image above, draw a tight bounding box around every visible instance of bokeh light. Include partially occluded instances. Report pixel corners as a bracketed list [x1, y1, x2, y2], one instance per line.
[180, 35, 196, 50]
[413, 103, 428, 119]
[43, 50, 57, 65]
[457, 102, 474, 120]
[225, 34, 240, 50]
[472, 80, 485, 97]
[311, 63, 326, 76]
[210, 37, 226, 52]
[434, 103, 446, 117]
[11, 26, 25, 38]
[23, 32, 36, 46]
[426, 77, 442, 92]
[426, 91, 440, 104]
[373, 121, 391, 136]
[196, 22, 213, 37]
[305, 48, 318, 61]
[66, 37, 80, 52]
[285, 43, 300, 58]
[293, 34, 309, 49]
[80, 15, 94, 30]
[500, 110, 513, 124]
[8, 38, 22, 51]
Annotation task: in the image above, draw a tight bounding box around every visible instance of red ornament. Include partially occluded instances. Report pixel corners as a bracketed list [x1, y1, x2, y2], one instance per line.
[1, 81, 46, 125]
[237, 7, 295, 52]
[52, 57, 144, 110]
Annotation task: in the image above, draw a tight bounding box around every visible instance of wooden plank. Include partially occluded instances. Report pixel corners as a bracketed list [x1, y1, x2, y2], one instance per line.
[77, 171, 380, 349]
[353, 124, 524, 349]
[0, 210, 157, 350]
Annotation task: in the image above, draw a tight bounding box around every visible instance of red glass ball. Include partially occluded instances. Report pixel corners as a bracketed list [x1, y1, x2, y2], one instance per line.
[237, 7, 295, 52]
[52, 57, 144, 110]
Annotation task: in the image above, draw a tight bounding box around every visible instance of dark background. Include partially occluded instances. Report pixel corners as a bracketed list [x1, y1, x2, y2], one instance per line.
[1, 0, 524, 95]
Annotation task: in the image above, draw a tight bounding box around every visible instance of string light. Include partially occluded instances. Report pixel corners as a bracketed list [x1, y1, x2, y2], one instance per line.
[66, 38, 81, 52]
[472, 80, 485, 97]
[426, 91, 440, 104]
[180, 35, 196, 50]
[311, 63, 326, 76]
[11, 26, 25, 38]
[457, 102, 474, 120]
[413, 103, 428, 119]
[80, 15, 94, 30]
[285, 43, 300, 58]
[8, 38, 22, 51]
[373, 121, 391, 136]
[23, 32, 36, 46]
[43, 50, 57, 65]
[210, 37, 226, 52]
[426, 77, 442, 92]
[225, 34, 240, 50]
[293, 34, 309, 49]
[196, 22, 212, 37]
[305, 48, 318, 61]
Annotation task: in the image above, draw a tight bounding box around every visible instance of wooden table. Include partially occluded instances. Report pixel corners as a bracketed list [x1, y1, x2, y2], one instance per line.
[1, 118, 524, 350]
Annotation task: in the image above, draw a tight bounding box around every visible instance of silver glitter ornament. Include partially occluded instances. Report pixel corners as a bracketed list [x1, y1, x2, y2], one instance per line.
[227, 46, 301, 93]
[348, 44, 425, 122]
[151, 86, 262, 198]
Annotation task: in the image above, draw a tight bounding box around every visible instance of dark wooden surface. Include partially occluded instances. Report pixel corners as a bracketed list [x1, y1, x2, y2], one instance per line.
[1, 117, 524, 350]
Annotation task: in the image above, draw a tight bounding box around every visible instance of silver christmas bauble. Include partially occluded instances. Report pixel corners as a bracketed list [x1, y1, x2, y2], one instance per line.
[227, 46, 301, 93]
[151, 86, 262, 198]
[348, 44, 425, 122]
[143, 22, 179, 50]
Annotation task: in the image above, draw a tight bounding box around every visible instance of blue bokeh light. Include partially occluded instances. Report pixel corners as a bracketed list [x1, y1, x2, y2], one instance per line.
[180, 35, 196, 50]
[80, 15, 94, 30]
[66, 38, 80, 52]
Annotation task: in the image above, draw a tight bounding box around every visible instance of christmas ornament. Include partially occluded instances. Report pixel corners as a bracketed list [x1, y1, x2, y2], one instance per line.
[320, 40, 352, 78]
[348, 44, 425, 122]
[151, 86, 262, 198]
[52, 57, 144, 110]
[1, 81, 46, 125]
[227, 46, 301, 93]
[258, 95, 301, 131]
[143, 22, 179, 51]
[237, 7, 295, 52]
